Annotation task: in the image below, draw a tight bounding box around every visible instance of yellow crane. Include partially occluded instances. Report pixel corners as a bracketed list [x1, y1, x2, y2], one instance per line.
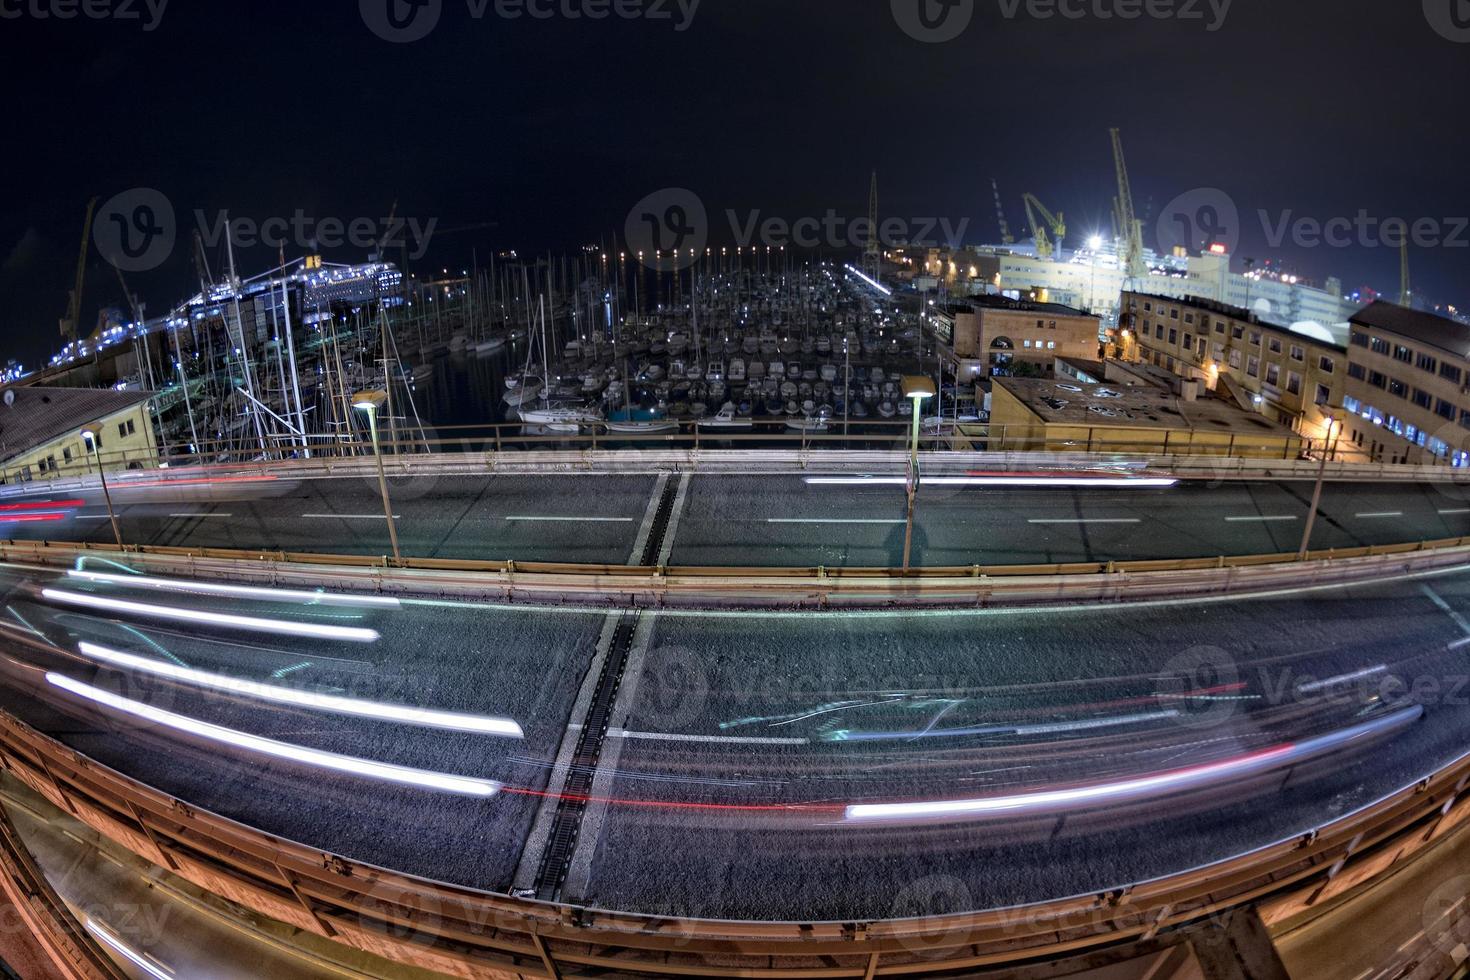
[1022, 193, 1065, 260]
[1110, 128, 1147, 280]
[60, 197, 99, 346]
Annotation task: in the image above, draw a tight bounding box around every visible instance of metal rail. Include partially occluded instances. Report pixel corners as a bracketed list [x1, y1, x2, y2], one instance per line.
[0, 699, 1465, 979]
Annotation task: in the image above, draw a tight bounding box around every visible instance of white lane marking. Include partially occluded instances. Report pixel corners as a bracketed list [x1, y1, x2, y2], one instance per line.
[301, 513, 401, 520]
[169, 513, 232, 518]
[1355, 511, 1404, 519]
[504, 516, 635, 523]
[1224, 515, 1299, 523]
[607, 729, 807, 746]
[1423, 585, 1470, 640]
[767, 519, 905, 525]
[77, 516, 113, 521]
[1440, 508, 1470, 515]
[1296, 664, 1387, 693]
[1027, 518, 1140, 525]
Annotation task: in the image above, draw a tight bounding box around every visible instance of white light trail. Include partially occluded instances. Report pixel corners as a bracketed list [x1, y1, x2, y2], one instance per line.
[75, 642, 523, 738]
[66, 570, 400, 609]
[47, 673, 500, 797]
[804, 476, 1179, 488]
[843, 264, 892, 295]
[85, 920, 173, 979]
[41, 589, 380, 643]
[844, 706, 1422, 823]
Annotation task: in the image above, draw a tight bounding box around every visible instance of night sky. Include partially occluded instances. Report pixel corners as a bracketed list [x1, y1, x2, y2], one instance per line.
[1, 0, 1466, 366]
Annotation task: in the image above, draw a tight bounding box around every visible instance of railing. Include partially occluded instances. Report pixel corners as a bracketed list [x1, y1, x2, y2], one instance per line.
[0, 672, 1464, 979]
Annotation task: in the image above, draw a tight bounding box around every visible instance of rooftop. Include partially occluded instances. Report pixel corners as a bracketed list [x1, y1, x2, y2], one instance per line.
[0, 386, 153, 465]
[957, 295, 1095, 319]
[1351, 301, 1470, 359]
[1126, 290, 1348, 351]
[993, 376, 1297, 436]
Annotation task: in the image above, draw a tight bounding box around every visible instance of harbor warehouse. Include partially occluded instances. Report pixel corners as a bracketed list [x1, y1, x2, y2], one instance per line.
[0, 387, 158, 483]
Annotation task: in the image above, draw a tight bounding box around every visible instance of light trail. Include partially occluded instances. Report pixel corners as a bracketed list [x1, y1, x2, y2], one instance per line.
[843, 705, 1424, 823]
[0, 499, 84, 512]
[804, 476, 1179, 488]
[66, 569, 401, 609]
[85, 920, 173, 979]
[76, 642, 523, 738]
[40, 589, 380, 643]
[47, 673, 500, 797]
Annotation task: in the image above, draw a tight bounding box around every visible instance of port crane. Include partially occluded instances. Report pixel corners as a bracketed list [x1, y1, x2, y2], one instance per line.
[991, 178, 1015, 246]
[1110, 127, 1147, 282]
[60, 197, 98, 347]
[1022, 193, 1065, 260]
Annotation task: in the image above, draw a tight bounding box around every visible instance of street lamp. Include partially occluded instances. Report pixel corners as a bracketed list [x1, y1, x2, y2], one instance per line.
[80, 429, 122, 550]
[1298, 417, 1339, 560]
[901, 376, 937, 574]
[352, 390, 401, 563]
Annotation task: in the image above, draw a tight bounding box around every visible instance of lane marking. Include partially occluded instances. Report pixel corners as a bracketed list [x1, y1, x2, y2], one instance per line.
[1027, 518, 1140, 525]
[1440, 508, 1470, 515]
[1224, 515, 1299, 523]
[1355, 511, 1404, 519]
[608, 729, 807, 746]
[504, 516, 635, 523]
[767, 518, 905, 525]
[301, 513, 401, 520]
[1296, 664, 1387, 693]
[169, 513, 232, 518]
[1423, 585, 1470, 640]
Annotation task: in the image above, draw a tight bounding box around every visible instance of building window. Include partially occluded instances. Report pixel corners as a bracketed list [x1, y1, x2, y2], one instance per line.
[1233, 325, 1245, 340]
[1417, 353, 1438, 373]
[1168, 329, 1178, 345]
[1184, 314, 1195, 324]
[1248, 356, 1261, 378]
[1351, 332, 1370, 348]
[1290, 345, 1305, 362]
[1170, 310, 1179, 320]
[1267, 364, 1281, 386]
[1268, 338, 1283, 355]
[1319, 355, 1335, 373]
[1250, 331, 1263, 346]
[1344, 395, 1361, 413]
[1316, 384, 1331, 405]
[1370, 338, 1391, 355]
[1441, 363, 1464, 384]
[1214, 322, 1225, 335]
[62, 447, 72, 464]
[1369, 371, 1388, 389]
[1393, 345, 1413, 364]
[1437, 399, 1458, 421]
[1348, 363, 1367, 381]
[1287, 372, 1302, 396]
[1413, 388, 1433, 409]
[1156, 324, 1165, 339]
[1388, 378, 1409, 398]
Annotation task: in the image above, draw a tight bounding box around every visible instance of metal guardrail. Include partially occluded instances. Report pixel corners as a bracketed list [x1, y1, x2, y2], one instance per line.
[0, 685, 1464, 979]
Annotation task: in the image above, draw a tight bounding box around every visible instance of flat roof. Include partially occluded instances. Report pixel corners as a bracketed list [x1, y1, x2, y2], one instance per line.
[0, 386, 153, 465]
[1126, 290, 1348, 352]
[957, 295, 1095, 318]
[993, 377, 1297, 436]
[1351, 301, 1470, 359]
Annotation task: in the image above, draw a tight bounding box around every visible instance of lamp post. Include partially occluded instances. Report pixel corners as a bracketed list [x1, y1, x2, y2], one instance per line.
[1298, 417, 1339, 560]
[901, 376, 937, 574]
[352, 390, 401, 563]
[81, 429, 123, 550]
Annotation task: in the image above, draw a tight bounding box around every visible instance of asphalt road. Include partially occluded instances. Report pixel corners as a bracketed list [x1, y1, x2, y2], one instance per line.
[0, 561, 1467, 921]
[3, 470, 1470, 567]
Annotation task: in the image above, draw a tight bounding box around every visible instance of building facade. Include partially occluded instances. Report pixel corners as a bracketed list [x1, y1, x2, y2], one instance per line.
[935, 296, 1100, 381]
[1120, 292, 1345, 447]
[1340, 302, 1470, 466]
[0, 387, 159, 484]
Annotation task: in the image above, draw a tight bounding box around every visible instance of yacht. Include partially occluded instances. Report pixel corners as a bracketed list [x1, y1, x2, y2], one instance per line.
[699, 402, 754, 431]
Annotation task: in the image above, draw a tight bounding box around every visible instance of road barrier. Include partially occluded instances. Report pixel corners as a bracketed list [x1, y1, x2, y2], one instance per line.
[4, 534, 1470, 610]
[0, 689, 1465, 979]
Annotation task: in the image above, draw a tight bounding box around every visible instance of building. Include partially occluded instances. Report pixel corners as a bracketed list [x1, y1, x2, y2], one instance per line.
[933, 295, 1101, 381]
[979, 366, 1304, 459]
[1120, 292, 1345, 446]
[1340, 302, 1470, 466]
[0, 387, 159, 484]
